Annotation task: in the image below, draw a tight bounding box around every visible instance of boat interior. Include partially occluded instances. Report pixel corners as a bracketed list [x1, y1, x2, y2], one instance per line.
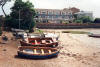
[25, 37, 55, 45]
[19, 46, 57, 54]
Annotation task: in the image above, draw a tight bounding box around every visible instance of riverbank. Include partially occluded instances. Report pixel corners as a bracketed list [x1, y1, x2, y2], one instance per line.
[0, 29, 100, 67]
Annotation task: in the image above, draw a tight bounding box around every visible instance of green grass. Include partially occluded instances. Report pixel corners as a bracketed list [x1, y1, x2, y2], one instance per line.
[38, 29, 43, 34]
[34, 29, 43, 34]
[62, 31, 89, 34]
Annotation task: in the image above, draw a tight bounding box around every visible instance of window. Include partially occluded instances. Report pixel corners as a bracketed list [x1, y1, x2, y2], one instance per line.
[42, 12, 46, 14]
[48, 12, 52, 15]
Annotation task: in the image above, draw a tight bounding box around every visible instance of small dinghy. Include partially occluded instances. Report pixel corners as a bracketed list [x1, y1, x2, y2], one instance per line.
[17, 46, 59, 59]
[20, 37, 58, 47]
[88, 34, 100, 38]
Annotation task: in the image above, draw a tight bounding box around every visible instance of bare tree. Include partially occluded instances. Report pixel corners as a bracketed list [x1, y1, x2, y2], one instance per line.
[0, 0, 11, 16]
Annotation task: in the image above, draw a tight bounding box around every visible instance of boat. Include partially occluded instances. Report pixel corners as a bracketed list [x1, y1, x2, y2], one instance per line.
[20, 37, 58, 47]
[17, 46, 59, 59]
[88, 34, 100, 38]
[44, 33, 60, 41]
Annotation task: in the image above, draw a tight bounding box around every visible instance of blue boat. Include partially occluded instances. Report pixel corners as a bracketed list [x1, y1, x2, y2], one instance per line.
[17, 46, 59, 59]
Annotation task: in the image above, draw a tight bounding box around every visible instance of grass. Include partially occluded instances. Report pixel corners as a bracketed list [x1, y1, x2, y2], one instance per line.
[33, 28, 44, 34]
[62, 31, 89, 34]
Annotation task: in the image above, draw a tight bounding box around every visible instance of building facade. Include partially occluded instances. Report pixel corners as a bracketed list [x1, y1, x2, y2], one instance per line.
[74, 11, 93, 19]
[35, 8, 74, 23]
[69, 7, 80, 14]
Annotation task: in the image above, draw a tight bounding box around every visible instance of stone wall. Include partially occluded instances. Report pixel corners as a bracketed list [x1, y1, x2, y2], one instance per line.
[36, 23, 100, 29]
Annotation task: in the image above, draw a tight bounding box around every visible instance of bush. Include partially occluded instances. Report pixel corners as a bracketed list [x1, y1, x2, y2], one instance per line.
[94, 18, 100, 23]
[0, 29, 2, 36]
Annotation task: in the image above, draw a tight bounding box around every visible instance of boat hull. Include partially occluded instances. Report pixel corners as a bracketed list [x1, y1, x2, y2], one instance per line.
[17, 46, 59, 59]
[18, 51, 59, 59]
[88, 34, 100, 38]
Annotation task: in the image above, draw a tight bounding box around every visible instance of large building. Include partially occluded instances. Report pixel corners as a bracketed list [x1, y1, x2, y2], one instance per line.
[74, 11, 93, 19]
[35, 8, 74, 23]
[69, 7, 80, 14]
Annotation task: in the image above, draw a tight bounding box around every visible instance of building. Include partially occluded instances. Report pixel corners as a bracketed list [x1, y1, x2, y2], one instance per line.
[74, 11, 93, 19]
[69, 7, 80, 14]
[35, 8, 74, 23]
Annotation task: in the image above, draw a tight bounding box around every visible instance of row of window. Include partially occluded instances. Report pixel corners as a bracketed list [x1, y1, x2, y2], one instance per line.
[36, 16, 73, 20]
[36, 15, 73, 18]
[36, 11, 72, 15]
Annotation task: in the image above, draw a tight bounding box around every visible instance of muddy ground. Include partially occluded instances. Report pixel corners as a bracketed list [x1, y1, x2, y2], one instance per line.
[0, 29, 100, 67]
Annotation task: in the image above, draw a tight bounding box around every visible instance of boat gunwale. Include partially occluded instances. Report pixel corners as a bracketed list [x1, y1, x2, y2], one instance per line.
[20, 40, 58, 46]
[18, 46, 59, 56]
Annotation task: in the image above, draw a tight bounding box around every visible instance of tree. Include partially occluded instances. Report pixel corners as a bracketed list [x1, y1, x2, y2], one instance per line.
[74, 20, 82, 23]
[1, 1, 7, 16]
[0, 15, 4, 35]
[80, 16, 92, 23]
[94, 18, 100, 23]
[5, 0, 36, 32]
[0, 0, 11, 16]
[74, 16, 93, 23]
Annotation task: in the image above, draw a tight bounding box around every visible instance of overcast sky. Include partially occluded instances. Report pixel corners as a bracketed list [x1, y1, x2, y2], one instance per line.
[0, 0, 100, 18]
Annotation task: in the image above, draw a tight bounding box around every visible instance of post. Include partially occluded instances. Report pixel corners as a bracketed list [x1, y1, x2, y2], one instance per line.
[19, 10, 20, 29]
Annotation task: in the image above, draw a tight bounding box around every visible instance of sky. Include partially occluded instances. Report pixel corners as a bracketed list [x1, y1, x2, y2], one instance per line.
[0, 0, 100, 18]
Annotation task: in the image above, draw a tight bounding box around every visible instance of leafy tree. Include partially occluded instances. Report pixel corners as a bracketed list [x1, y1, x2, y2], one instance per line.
[80, 16, 92, 23]
[75, 20, 82, 23]
[5, 0, 36, 32]
[73, 14, 78, 19]
[74, 16, 93, 23]
[94, 18, 100, 23]
[0, 15, 4, 35]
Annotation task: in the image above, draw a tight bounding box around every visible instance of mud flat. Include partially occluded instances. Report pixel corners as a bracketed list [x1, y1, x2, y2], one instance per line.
[0, 29, 100, 67]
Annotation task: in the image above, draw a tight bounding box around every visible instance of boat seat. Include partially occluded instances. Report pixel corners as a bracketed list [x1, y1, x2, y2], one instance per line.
[41, 40, 46, 44]
[41, 49, 44, 54]
[49, 40, 53, 43]
[35, 40, 38, 44]
[34, 49, 37, 54]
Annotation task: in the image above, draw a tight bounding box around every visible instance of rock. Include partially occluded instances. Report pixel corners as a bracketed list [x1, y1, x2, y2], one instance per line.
[72, 54, 77, 57]
[3, 49, 7, 51]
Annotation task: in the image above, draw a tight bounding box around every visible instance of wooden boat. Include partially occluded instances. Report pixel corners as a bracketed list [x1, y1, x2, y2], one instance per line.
[88, 34, 100, 38]
[20, 37, 58, 47]
[17, 46, 59, 59]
